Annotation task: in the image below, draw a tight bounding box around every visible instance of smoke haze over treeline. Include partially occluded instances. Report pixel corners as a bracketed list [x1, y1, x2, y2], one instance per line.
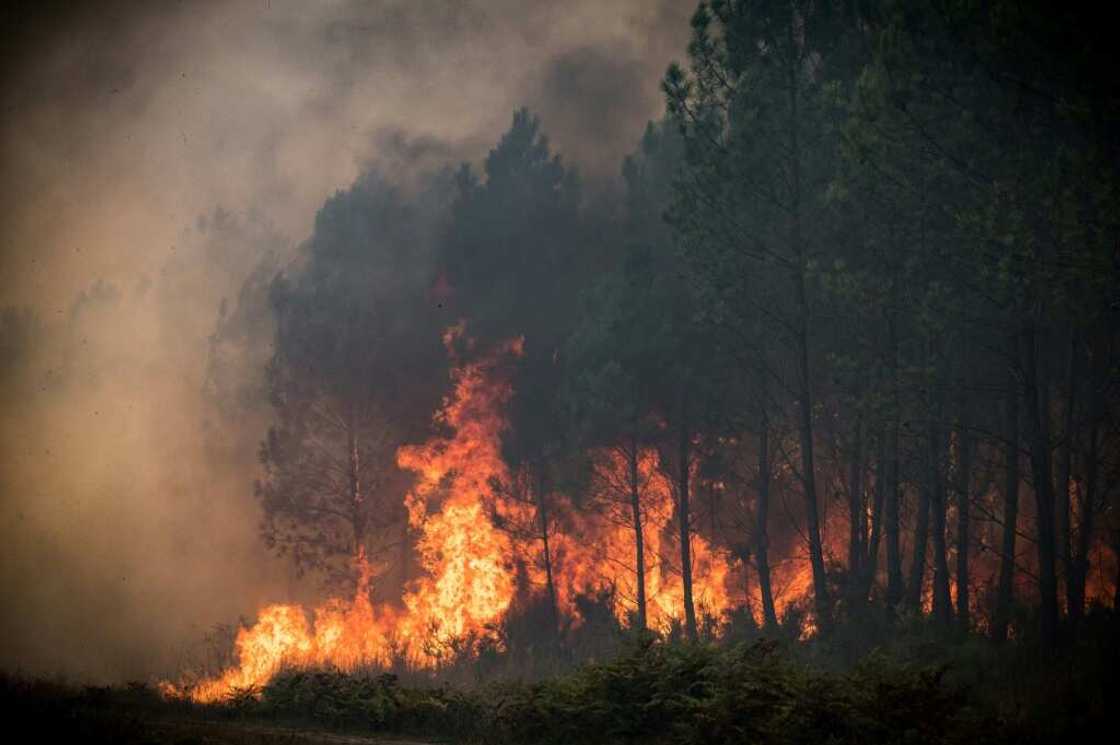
[0, 0, 691, 681]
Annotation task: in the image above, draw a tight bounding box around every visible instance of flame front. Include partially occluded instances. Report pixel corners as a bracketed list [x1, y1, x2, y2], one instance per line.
[170, 326, 1112, 703]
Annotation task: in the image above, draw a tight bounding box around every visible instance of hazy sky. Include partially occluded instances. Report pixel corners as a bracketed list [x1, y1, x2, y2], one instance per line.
[0, 0, 693, 681]
[2, 0, 691, 307]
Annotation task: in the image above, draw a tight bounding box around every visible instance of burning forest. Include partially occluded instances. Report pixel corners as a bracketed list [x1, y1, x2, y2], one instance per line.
[2, 1, 1119, 744]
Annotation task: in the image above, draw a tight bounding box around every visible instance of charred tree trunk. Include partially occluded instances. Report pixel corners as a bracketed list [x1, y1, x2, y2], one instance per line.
[677, 410, 698, 641]
[1021, 323, 1059, 648]
[757, 416, 778, 630]
[627, 437, 648, 633]
[993, 365, 1021, 643]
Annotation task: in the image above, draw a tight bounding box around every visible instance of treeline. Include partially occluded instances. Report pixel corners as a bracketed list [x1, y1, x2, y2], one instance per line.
[226, 0, 1119, 652]
[648, 0, 1120, 647]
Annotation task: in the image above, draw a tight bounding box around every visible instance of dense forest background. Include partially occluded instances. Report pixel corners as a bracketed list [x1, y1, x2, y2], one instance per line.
[2, 0, 1118, 703]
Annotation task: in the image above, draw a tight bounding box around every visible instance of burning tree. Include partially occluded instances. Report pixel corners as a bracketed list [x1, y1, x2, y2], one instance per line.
[157, 6, 1120, 709]
[563, 120, 737, 640]
[437, 107, 592, 636]
[663, 0, 851, 632]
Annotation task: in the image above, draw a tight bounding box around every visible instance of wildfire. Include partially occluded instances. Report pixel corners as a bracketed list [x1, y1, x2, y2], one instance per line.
[392, 328, 523, 655]
[164, 327, 831, 704]
[167, 329, 524, 701]
[164, 314, 1120, 704]
[551, 448, 735, 630]
[169, 551, 402, 703]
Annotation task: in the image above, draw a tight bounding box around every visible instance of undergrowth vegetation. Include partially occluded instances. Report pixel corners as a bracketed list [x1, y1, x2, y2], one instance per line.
[6, 609, 1116, 744]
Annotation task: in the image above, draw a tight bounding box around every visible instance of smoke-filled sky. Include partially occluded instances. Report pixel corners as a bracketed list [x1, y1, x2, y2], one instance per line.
[0, 0, 692, 681]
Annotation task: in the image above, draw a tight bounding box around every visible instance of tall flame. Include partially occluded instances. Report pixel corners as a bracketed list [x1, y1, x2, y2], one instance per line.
[392, 328, 524, 655]
[168, 328, 524, 701]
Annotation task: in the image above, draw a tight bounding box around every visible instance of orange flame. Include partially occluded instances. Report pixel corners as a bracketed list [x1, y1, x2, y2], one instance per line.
[550, 448, 735, 630]
[167, 549, 407, 703]
[166, 329, 524, 701]
[393, 330, 523, 654]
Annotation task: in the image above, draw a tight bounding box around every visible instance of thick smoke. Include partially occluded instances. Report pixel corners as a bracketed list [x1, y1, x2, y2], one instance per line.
[0, 0, 692, 681]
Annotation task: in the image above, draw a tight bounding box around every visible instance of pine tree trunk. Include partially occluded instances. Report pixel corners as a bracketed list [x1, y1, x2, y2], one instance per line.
[847, 418, 866, 602]
[1070, 330, 1104, 627]
[787, 19, 829, 631]
[859, 439, 886, 601]
[907, 482, 930, 614]
[1021, 323, 1059, 648]
[885, 320, 904, 612]
[536, 466, 560, 638]
[1057, 331, 1077, 619]
[1070, 417, 1096, 626]
[348, 413, 366, 556]
[628, 437, 648, 632]
[929, 387, 953, 626]
[993, 365, 1020, 643]
[757, 417, 778, 630]
[678, 412, 698, 641]
[955, 395, 973, 629]
[795, 277, 830, 631]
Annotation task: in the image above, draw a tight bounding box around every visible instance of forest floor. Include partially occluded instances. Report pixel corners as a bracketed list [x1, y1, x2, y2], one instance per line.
[0, 676, 442, 745]
[122, 718, 438, 745]
[4, 616, 1117, 744]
